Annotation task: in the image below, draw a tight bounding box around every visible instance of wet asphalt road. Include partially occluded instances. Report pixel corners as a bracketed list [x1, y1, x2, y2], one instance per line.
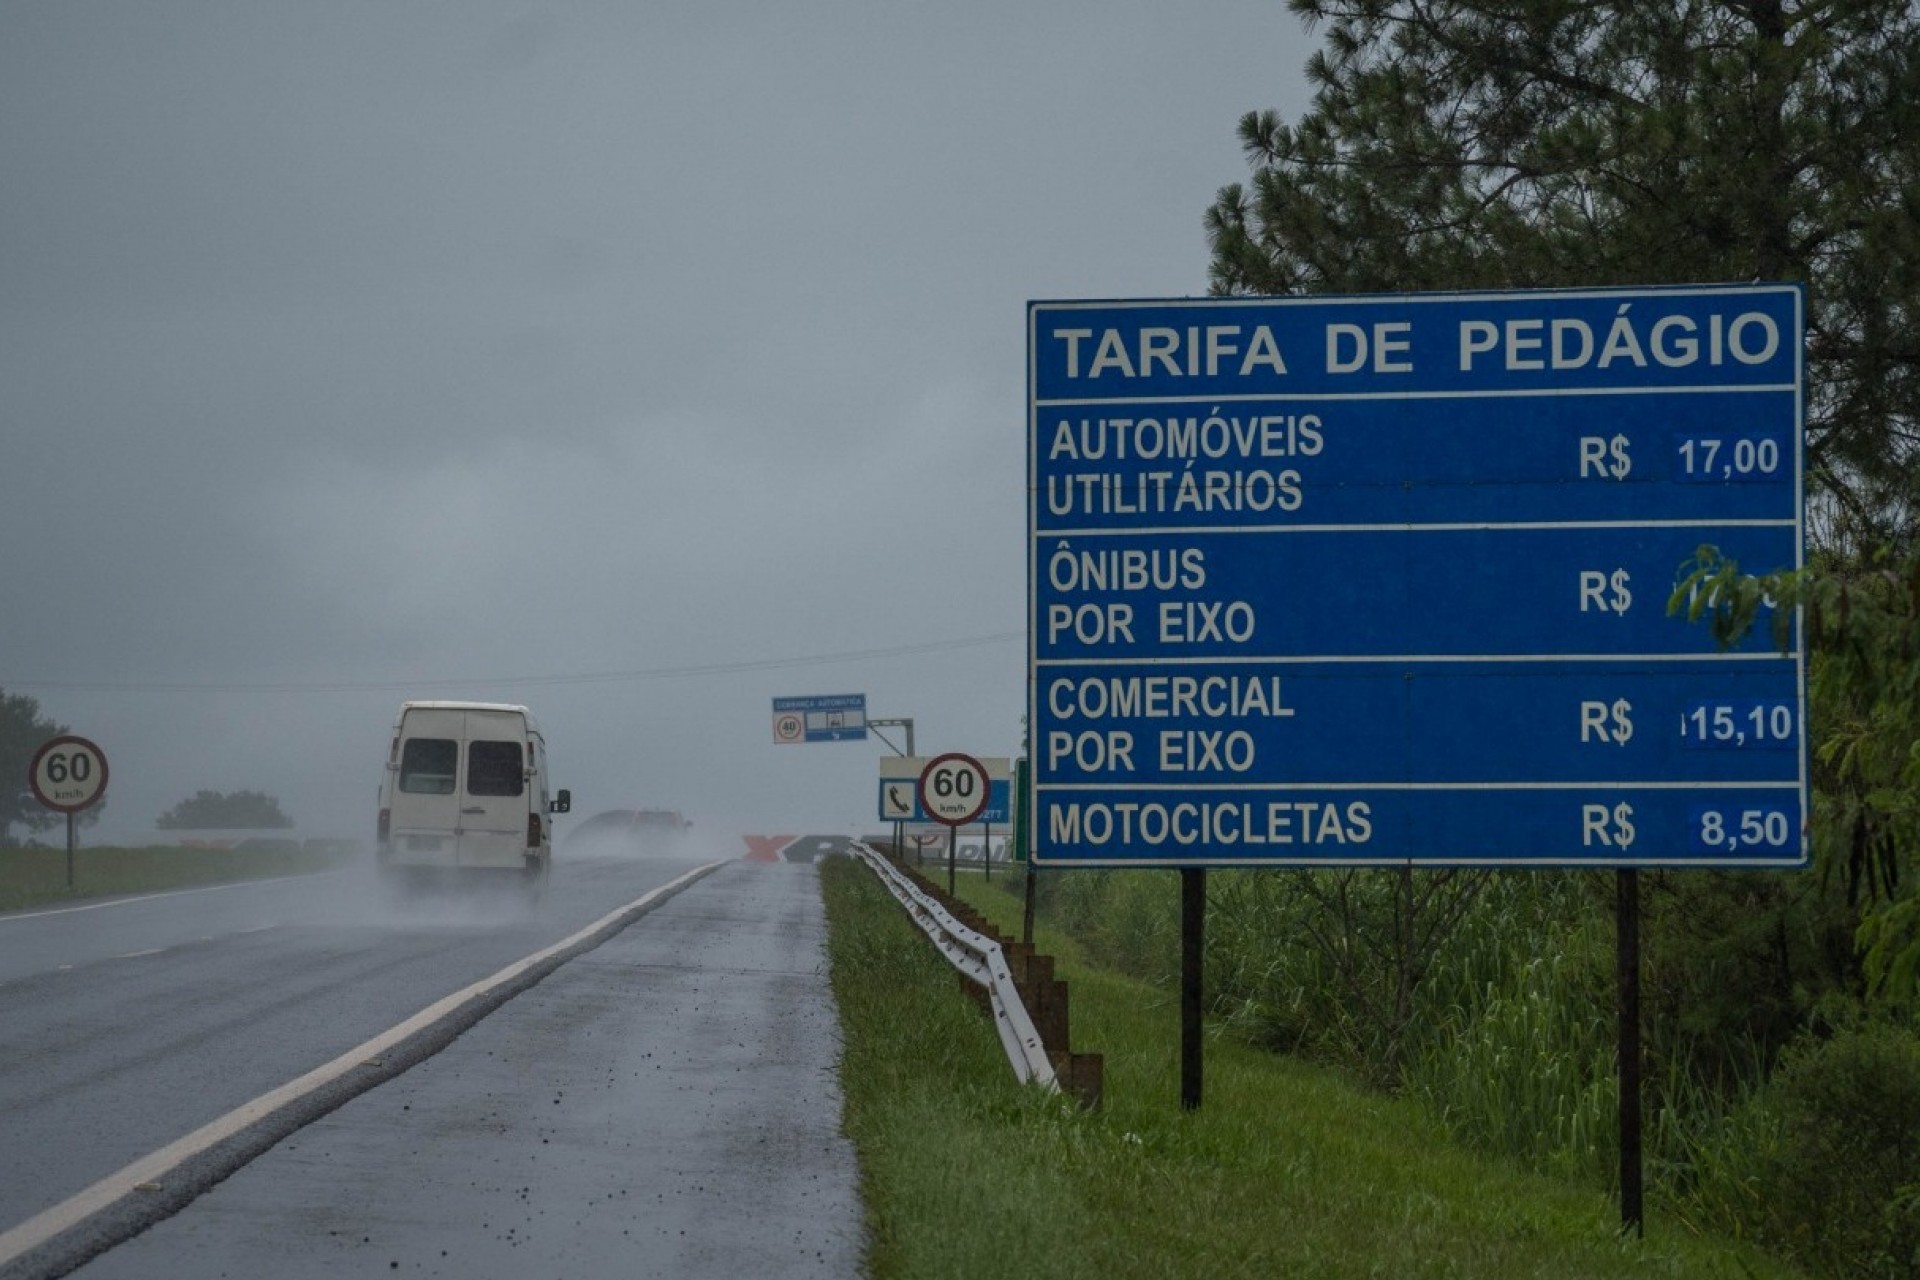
[0, 848, 864, 1278]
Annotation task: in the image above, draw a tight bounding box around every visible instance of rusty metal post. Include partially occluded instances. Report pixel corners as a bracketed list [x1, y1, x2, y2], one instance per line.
[1181, 867, 1205, 1111]
[1022, 864, 1036, 947]
[1618, 868, 1644, 1236]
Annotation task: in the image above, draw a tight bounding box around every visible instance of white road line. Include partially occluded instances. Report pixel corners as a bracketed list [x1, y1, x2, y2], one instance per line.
[112, 949, 167, 960]
[0, 861, 723, 1268]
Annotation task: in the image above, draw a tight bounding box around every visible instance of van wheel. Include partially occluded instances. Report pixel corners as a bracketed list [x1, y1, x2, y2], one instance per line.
[524, 860, 551, 906]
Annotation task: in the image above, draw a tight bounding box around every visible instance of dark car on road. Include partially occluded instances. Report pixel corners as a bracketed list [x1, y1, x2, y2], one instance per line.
[563, 808, 692, 857]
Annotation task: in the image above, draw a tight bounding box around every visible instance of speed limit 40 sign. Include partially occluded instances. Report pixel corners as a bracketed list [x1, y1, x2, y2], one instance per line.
[29, 736, 109, 813]
[917, 753, 990, 827]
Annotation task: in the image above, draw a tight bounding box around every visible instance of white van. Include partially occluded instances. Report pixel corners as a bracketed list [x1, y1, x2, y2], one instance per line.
[376, 701, 571, 893]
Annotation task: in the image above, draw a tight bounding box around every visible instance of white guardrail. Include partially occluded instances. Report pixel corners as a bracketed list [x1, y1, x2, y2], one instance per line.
[852, 841, 1058, 1093]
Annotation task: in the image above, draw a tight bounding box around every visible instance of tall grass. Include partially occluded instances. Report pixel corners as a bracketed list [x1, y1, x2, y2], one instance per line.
[827, 855, 1804, 1278]
[1028, 867, 1181, 978]
[1027, 864, 1751, 1187]
[1400, 873, 1619, 1186]
[1009, 862, 1913, 1276]
[1678, 1021, 1920, 1278]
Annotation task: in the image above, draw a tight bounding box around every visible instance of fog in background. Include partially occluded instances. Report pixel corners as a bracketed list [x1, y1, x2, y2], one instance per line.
[1, 2, 1312, 845]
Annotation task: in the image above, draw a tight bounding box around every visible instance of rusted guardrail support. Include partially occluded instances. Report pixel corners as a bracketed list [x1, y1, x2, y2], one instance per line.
[854, 842, 1101, 1110]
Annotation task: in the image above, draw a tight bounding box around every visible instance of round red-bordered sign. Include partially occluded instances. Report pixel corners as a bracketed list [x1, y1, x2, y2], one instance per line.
[29, 735, 109, 813]
[916, 752, 989, 827]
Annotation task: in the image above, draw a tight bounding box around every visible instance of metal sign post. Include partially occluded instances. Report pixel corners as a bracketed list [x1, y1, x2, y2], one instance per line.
[1181, 867, 1206, 1110]
[1618, 869, 1645, 1234]
[871, 716, 915, 862]
[868, 717, 916, 757]
[1015, 757, 1037, 946]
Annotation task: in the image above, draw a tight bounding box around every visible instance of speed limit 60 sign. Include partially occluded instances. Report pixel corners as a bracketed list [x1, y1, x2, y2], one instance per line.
[917, 753, 990, 827]
[29, 736, 109, 813]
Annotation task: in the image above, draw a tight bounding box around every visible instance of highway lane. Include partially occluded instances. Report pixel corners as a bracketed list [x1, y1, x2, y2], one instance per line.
[0, 851, 717, 1246]
[68, 859, 862, 1279]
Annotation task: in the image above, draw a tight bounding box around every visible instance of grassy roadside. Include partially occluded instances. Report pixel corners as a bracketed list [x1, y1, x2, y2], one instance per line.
[821, 855, 1801, 1280]
[0, 844, 359, 912]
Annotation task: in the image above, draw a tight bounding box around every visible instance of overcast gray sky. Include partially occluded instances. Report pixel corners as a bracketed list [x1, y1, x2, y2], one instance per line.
[1, 1, 1313, 845]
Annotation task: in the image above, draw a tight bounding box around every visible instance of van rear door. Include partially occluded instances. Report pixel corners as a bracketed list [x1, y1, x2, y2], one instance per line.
[454, 707, 532, 868]
[390, 705, 466, 865]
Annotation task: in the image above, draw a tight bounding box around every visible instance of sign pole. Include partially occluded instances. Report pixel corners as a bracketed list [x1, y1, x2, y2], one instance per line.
[1617, 868, 1645, 1235]
[947, 826, 957, 897]
[983, 820, 992, 882]
[1023, 863, 1037, 948]
[1016, 757, 1036, 946]
[1180, 867, 1206, 1111]
[66, 813, 76, 890]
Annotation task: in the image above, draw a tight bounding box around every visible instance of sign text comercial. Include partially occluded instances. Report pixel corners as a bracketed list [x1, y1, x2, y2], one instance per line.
[1027, 286, 1807, 867]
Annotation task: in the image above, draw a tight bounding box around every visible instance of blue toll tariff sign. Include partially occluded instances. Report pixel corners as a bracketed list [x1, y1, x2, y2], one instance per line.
[1026, 285, 1807, 868]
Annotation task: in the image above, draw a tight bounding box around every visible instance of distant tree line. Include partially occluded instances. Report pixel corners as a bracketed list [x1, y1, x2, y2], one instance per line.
[0, 690, 101, 847]
[156, 789, 293, 830]
[1, 689, 295, 845]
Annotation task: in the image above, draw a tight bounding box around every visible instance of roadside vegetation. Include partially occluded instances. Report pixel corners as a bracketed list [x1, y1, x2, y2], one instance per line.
[0, 842, 360, 913]
[1182, 5, 1920, 1277]
[1018, 864, 1918, 1279]
[1, 686, 349, 912]
[822, 854, 1800, 1280]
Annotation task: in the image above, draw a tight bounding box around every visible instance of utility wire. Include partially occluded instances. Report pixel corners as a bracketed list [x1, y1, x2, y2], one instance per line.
[6, 630, 1024, 695]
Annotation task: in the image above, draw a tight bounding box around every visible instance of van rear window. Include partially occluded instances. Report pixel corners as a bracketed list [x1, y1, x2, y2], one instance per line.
[399, 739, 457, 794]
[467, 740, 524, 797]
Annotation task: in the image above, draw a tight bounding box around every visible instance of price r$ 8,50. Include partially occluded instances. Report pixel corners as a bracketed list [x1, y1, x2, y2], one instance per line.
[1695, 807, 1794, 853]
[1581, 804, 1798, 857]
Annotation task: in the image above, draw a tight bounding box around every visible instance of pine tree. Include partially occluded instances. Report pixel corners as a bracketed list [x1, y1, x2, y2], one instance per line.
[1207, 0, 1920, 553]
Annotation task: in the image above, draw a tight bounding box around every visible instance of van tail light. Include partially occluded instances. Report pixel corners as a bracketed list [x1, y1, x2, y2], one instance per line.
[528, 813, 543, 849]
[378, 808, 391, 846]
